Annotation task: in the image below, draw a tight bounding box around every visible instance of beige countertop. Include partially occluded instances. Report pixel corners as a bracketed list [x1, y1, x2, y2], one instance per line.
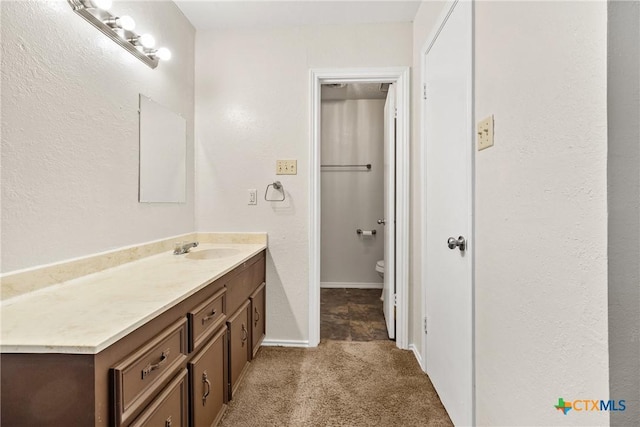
[0, 242, 266, 354]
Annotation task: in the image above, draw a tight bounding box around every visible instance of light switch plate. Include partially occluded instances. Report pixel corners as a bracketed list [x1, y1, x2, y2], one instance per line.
[276, 160, 297, 175]
[477, 115, 494, 151]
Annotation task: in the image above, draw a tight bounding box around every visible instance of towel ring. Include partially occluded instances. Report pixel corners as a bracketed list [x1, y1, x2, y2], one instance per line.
[265, 181, 286, 202]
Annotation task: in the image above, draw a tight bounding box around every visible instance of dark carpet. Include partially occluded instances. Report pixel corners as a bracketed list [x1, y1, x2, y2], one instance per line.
[218, 340, 453, 426]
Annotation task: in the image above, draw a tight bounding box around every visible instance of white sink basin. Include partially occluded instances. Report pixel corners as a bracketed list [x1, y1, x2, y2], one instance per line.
[185, 248, 241, 260]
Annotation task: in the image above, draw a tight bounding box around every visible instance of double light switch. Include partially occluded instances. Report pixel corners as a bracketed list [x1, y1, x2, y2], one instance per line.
[477, 115, 494, 151]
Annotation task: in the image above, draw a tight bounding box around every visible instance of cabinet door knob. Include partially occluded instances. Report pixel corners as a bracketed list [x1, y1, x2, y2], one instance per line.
[254, 307, 260, 326]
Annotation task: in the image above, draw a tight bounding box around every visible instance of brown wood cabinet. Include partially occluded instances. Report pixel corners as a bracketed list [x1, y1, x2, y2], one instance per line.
[0, 249, 266, 427]
[129, 369, 189, 427]
[188, 327, 227, 427]
[224, 253, 266, 400]
[112, 318, 189, 427]
[187, 287, 227, 353]
[249, 282, 266, 359]
[227, 300, 251, 397]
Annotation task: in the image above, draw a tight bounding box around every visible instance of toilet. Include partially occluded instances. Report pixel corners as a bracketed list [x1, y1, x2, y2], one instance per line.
[375, 260, 385, 278]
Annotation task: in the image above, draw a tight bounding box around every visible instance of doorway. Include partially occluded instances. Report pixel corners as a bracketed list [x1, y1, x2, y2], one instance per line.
[319, 82, 392, 342]
[309, 68, 410, 349]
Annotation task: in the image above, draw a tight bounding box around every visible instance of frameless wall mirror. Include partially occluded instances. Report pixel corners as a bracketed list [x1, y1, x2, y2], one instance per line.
[139, 95, 186, 203]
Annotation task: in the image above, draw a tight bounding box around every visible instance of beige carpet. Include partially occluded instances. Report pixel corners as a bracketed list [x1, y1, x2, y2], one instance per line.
[219, 340, 453, 426]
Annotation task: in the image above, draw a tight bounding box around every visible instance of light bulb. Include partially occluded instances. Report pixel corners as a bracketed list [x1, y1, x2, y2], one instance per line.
[118, 16, 136, 31]
[155, 47, 172, 61]
[92, 0, 112, 10]
[139, 34, 155, 49]
[105, 15, 136, 31]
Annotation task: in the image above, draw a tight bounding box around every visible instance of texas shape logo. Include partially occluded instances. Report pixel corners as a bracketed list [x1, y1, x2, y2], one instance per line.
[555, 398, 572, 415]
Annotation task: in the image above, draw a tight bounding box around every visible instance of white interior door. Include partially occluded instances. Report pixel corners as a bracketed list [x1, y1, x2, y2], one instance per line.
[383, 83, 396, 339]
[424, 1, 473, 425]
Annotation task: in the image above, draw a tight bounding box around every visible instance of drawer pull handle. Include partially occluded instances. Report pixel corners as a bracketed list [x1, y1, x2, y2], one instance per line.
[254, 307, 260, 326]
[141, 348, 170, 379]
[202, 371, 211, 405]
[202, 309, 218, 324]
[165, 416, 172, 427]
[241, 324, 248, 345]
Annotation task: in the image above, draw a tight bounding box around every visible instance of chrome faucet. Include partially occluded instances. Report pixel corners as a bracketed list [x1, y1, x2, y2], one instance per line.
[174, 241, 199, 255]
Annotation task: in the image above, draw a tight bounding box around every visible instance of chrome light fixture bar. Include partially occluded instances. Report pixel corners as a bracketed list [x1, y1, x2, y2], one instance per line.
[67, 0, 171, 69]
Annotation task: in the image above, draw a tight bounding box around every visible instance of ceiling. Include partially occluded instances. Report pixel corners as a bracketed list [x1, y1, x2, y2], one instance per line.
[174, 1, 421, 30]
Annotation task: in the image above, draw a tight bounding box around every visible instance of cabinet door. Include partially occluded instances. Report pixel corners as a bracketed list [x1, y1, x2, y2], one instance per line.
[226, 300, 251, 399]
[129, 369, 188, 427]
[249, 282, 266, 359]
[188, 326, 227, 427]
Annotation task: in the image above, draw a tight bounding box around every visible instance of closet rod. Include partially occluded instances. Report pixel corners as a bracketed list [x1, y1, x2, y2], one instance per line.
[321, 163, 372, 170]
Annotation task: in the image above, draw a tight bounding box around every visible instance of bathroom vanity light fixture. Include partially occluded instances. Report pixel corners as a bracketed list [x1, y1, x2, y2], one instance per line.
[67, 0, 171, 69]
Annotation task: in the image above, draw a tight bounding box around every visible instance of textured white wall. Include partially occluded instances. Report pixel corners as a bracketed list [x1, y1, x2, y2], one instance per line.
[410, 0, 447, 359]
[1, 0, 195, 273]
[321, 99, 385, 286]
[195, 23, 412, 343]
[475, 2, 609, 425]
[608, 1, 640, 425]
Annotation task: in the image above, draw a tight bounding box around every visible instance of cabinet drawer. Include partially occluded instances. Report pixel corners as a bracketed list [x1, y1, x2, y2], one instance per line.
[188, 326, 228, 427]
[251, 257, 265, 292]
[225, 255, 264, 315]
[227, 301, 251, 399]
[188, 288, 226, 352]
[130, 369, 188, 427]
[225, 269, 250, 316]
[249, 282, 266, 359]
[112, 318, 188, 426]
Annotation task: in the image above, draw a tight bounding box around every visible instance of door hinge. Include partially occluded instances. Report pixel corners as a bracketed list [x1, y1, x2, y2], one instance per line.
[394, 107, 398, 119]
[423, 84, 427, 100]
[424, 316, 428, 334]
[393, 294, 397, 306]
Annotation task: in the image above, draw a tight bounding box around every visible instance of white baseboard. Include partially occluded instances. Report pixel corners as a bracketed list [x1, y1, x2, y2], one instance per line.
[320, 281, 383, 289]
[409, 343, 426, 372]
[261, 339, 310, 348]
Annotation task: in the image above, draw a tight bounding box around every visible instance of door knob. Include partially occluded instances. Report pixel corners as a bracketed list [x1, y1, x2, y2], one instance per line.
[447, 236, 466, 251]
[377, 219, 386, 225]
